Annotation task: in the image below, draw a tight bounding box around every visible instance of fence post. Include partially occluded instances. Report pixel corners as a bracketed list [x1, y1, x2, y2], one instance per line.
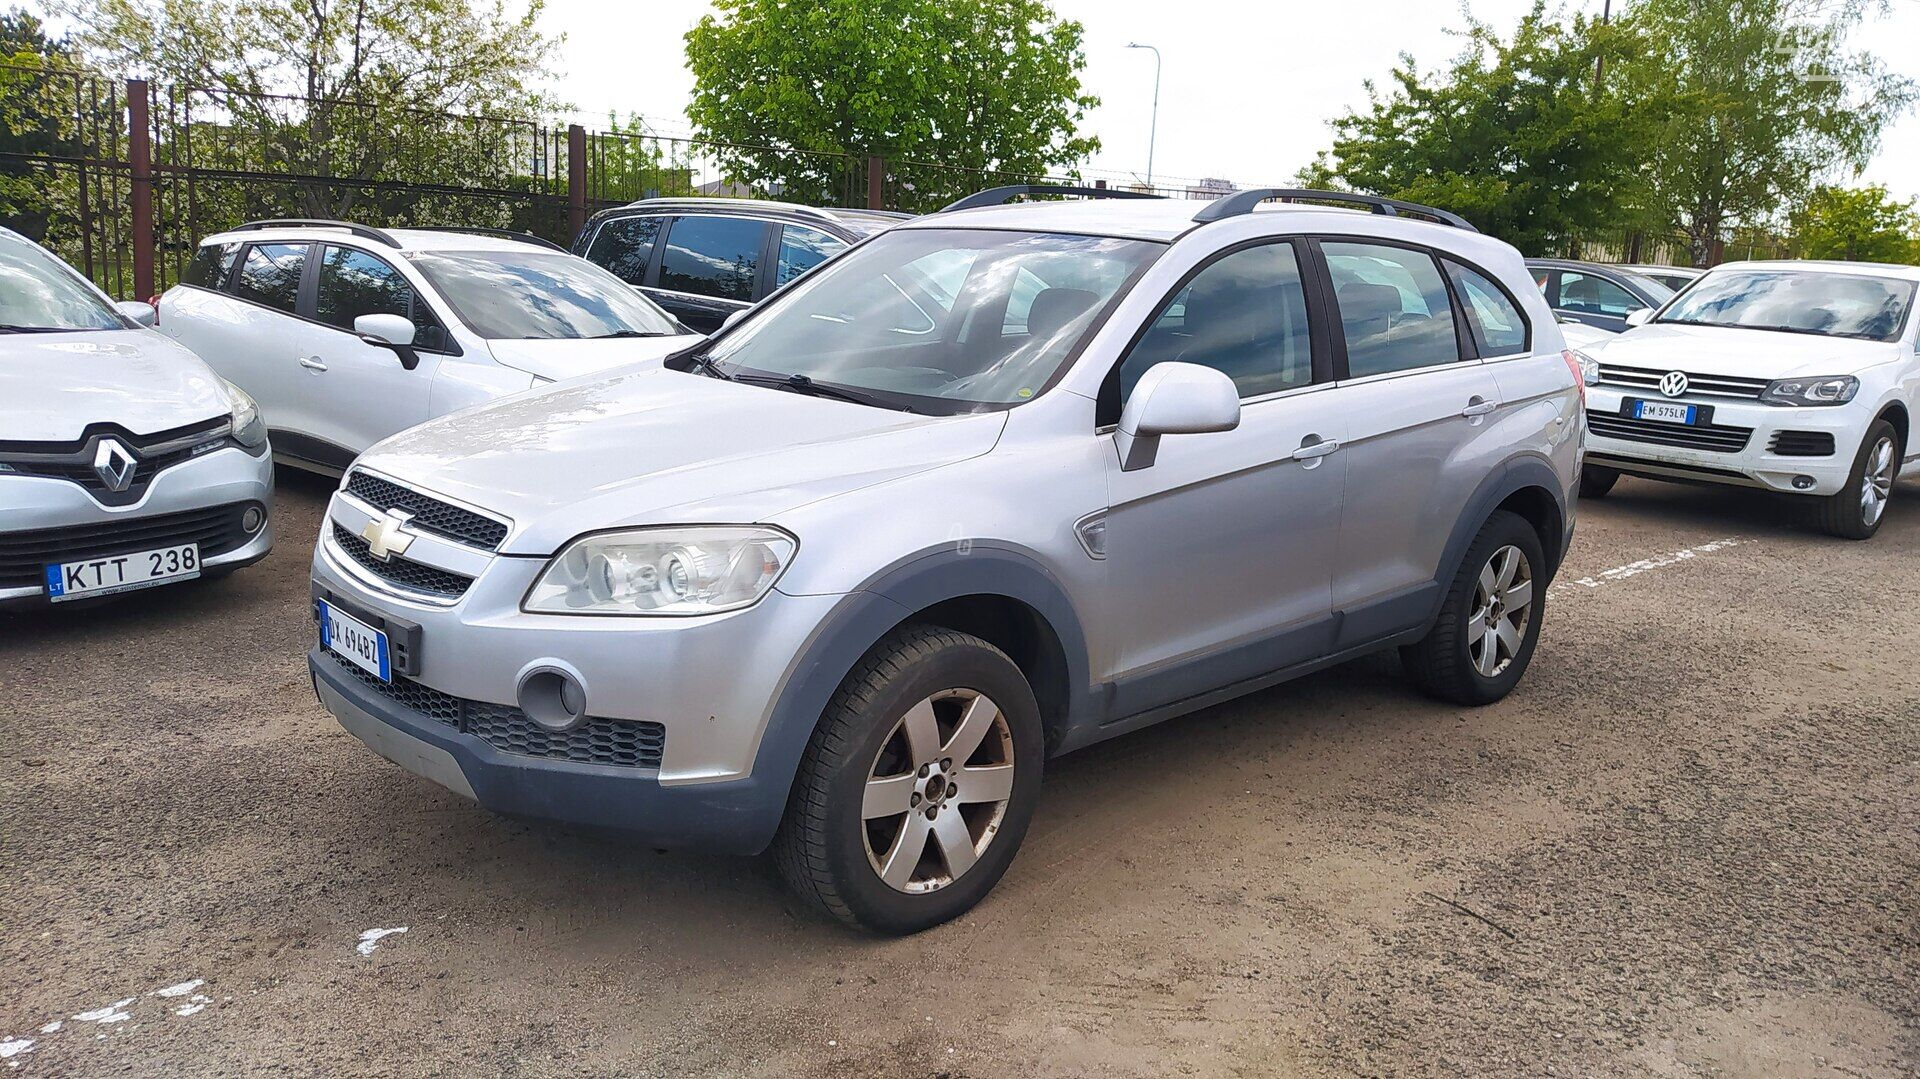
[567, 124, 587, 243]
[867, 155, 884, 210]
[128, 79, 155, 301]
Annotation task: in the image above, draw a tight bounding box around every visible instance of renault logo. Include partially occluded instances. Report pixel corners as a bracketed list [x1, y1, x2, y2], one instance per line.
[92, 437, 137, 492]
[1659, 371, 1690, 398]
[361, 509, 418, 561]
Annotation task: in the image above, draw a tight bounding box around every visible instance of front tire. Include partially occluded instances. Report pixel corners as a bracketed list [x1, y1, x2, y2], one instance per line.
[1402, 510, 1547, 706]
[1814, 419, 1899, 540]
[774, 624, 1044, 934]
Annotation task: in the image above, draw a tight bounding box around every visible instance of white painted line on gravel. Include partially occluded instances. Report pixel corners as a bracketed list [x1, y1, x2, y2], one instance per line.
[152, 979, 203, 999]
[356, 927, 409, 956]
[1552, 537, 1749, 594]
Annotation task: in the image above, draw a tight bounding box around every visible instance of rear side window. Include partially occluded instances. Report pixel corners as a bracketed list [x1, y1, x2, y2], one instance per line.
[1557, 271, 1641, 317]
[1446, 260, 1530, 356]
[1118, 242, 1315, 402]
[1324, 242, 1461, 378]
[585, 215, 662, 286]
[776, 225, 845, 287]
[183, 242, 240, 289]
[658, 216, 766, 301]
[232, 243, 307, 314]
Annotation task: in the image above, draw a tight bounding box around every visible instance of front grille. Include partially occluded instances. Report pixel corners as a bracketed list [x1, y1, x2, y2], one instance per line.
[1597, 364, 1771, 400]
[344, 471, 509, 550]
[0, 418, 231, 507]
[331, 524, 474, 599]
[1769, 430, 1836, 457]
[0, 502, 255, 590]
[324, 652, 664, 768]
[1589, 412, 1754, 453]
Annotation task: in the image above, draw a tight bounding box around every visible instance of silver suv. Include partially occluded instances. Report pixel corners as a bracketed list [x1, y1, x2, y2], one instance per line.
[307, 187, 1582, 933]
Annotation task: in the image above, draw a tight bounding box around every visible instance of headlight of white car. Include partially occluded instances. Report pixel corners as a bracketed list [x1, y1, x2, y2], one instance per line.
[225, 380, 268, 448]
[1760, 375, 1859, 406]
[523, 526, 797, 615]
[1572, 349, 1601, 386]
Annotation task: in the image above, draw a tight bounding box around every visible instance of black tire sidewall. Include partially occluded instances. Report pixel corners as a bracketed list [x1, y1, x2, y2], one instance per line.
[1822, 419, 1899, 540]
[1579, 465, 1619, 499]
[816, 637, 1044, 934]
[1447, 513, 1548, 702]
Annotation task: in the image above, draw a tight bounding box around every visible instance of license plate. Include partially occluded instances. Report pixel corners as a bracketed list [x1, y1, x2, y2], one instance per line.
[319, 600, 391, 682]
[44, 542, 199, 601]
[1632, 400, 1697, 425]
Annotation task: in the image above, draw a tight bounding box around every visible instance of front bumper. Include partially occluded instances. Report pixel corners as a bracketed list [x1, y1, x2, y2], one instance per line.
[0, 445, 275, 607]
[1586, 385, 1863, 495]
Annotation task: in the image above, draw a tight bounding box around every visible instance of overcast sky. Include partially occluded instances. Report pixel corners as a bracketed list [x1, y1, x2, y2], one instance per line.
[539, 0, 1920, 202]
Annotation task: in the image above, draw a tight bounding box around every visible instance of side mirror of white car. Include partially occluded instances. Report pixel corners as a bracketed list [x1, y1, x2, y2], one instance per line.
[354, 313, 421, 371]
[1116, 362, 1241, 472]
[116, 300, 157, 328]
[1624, 308, 1654, 328]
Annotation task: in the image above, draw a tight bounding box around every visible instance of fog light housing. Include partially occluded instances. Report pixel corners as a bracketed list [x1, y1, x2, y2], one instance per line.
[241, 505, 266, 534]
[518, 666, 588, 732]
[1792, 475, 1815, 490]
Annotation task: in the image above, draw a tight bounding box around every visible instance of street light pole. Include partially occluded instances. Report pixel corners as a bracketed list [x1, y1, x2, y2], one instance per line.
[1126, 43, 1161, 190]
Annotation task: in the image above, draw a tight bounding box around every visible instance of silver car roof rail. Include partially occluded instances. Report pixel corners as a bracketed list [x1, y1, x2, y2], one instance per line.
[1192, 189, 1477, 232]
[940, 185, 1164, 213]
[229, 219, 402, 248]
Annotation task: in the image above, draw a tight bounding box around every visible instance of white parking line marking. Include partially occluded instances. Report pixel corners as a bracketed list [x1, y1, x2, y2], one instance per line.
[1553, 537, 1748, 594]
[356, 927, 408, 956]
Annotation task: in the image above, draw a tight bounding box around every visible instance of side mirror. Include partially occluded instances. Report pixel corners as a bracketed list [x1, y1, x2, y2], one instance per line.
[1115, 362, 1240, 472]
[116, 300, 157, 328]
[720, 309, 749, 333]
[354, 313, 420, 370]
[1624, 308, 1654, 328]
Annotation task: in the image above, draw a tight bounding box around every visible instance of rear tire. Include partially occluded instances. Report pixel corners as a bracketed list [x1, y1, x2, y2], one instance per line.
[1814, 419, 1899, 540]
[1402, 510, 1547, 706]
[774, 624, 1044, 934]
[1578, 465, 1620, 499]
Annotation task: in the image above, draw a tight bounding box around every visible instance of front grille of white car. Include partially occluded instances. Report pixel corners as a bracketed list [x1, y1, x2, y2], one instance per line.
[1588, 412, 1754, 453]
[1597, 364, 1770, 400]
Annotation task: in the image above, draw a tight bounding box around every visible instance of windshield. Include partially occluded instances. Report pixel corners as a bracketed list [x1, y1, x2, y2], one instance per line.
[691, 228, 1162, 413]
[1620, 273, 1676, 303]
[0, 231, 125, 332]
[1657, 270, 1915, 342]
[407, 250, 685, 340]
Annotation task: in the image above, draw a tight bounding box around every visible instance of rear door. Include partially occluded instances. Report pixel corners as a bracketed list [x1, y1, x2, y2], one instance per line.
[647, 214, 773, 332]
[218, 241, 313, 438]
[579, 214, 664, 291]
[1313, 238, 1504, 642]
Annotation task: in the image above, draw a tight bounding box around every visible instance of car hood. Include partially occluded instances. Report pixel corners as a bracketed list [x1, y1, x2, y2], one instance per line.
[358, 366, 1009, 555]
[484, 334, 706, 383]
[0, 329, 229, 442]
[1558, 322, 1618, 352]
[1595, 322, 1897, 378]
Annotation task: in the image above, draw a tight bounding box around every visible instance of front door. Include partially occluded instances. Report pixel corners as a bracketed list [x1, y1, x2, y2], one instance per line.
[289, 244, 443, 462]
[646, 215, 770, 333]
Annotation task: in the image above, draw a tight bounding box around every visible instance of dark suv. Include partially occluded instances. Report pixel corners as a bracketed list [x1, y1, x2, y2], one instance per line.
[1526, 258, 1676, 333]
[572, 198, 910, 332]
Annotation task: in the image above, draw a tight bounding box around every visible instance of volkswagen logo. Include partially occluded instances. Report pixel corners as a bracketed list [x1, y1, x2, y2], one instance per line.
[1659, 371, 1690, 398]
[92, 437, 138, 493]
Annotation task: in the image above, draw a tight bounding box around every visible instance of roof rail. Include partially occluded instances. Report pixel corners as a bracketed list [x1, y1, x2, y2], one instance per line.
[407, 226, 568, 252]
[940, 184, 1164, 213]
[229, 219, 401, 247]
[1191, 189, 1477, 232]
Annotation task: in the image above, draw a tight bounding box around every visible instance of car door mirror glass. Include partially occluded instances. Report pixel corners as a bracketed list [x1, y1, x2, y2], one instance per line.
[1624, 308, 1654, 327]
[115, 300, 156, 327]
[1116, 362, 1240, 471]
[353, 312, 420, 370]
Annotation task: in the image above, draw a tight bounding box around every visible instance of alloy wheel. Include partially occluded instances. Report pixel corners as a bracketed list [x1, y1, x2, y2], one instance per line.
[1861, 435, 1896, 527]
[862, 689, 1016, 894]
[1469, 545, 1534, 678]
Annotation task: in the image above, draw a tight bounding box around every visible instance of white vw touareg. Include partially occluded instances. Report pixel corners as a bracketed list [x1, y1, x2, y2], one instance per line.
[307, 188, 1583, 933]
[1581, 260, 1918, 539]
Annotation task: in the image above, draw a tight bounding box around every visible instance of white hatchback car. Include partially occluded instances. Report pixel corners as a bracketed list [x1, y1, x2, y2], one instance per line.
[158, 221, 702, 474]
[1581, 260, 1918, 538]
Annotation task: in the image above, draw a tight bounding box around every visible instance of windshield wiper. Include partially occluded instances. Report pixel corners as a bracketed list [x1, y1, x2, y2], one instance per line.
[585, 329, 672, 339]
[0, 324, 82, 333]
[732, 372, 912, 412]
[682, 352, 736, 381]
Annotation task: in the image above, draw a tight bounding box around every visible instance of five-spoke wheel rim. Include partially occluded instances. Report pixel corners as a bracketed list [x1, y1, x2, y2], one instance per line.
[1861, 436, 1896, 527]
[862, 689, 1015, 894]
[1469, 545, 1534, 678]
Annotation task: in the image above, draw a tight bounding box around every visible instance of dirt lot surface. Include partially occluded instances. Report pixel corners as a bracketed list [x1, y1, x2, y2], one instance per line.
[4, 469, 1917, 1077]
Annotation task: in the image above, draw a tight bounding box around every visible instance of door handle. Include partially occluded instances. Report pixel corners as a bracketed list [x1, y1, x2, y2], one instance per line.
[1291, 436, 1342, 461]
[299, 356, 328, 372]
[1461, 397, 1497, 418]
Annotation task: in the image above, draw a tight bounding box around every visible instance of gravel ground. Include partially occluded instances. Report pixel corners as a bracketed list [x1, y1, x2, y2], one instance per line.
[3, 468, 1916, 1077]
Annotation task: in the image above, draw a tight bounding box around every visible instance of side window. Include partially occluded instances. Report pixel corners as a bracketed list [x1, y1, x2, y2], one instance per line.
[313, 244, 449, 351]
[776, 225, 845, 287]
[1118, 242, 1315, 403]
[231, 243, 307, 314]
[585, 215, 662, 286]
[1446, 260, 1530, 356]
[657, 216, 766, 302]
[183, 242, 240, 289]
[1558, 271, 1641, 317]
[1324, 242, 1462, 378]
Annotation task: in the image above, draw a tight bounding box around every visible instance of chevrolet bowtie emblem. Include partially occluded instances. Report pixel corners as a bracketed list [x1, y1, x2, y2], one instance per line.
[361, 509, 417, 561]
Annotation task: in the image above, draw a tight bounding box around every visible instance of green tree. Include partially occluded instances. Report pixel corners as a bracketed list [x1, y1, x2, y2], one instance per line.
[1790, 184, 1920, 263]
[1298, 4, 1646, 255]
[1616, 0, 1915, 265]
[684, 0, 1099, 211]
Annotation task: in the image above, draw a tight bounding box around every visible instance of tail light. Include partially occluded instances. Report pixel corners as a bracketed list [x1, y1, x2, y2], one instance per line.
[1560, 350, 1585, 408]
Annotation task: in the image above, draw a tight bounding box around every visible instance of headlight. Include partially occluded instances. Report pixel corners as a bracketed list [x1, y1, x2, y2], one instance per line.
[1759, 375, 1859, 406]
[1572, 349, 1601, 386]
[523, 526, 797, 615]
[225, 380, 268, 448]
